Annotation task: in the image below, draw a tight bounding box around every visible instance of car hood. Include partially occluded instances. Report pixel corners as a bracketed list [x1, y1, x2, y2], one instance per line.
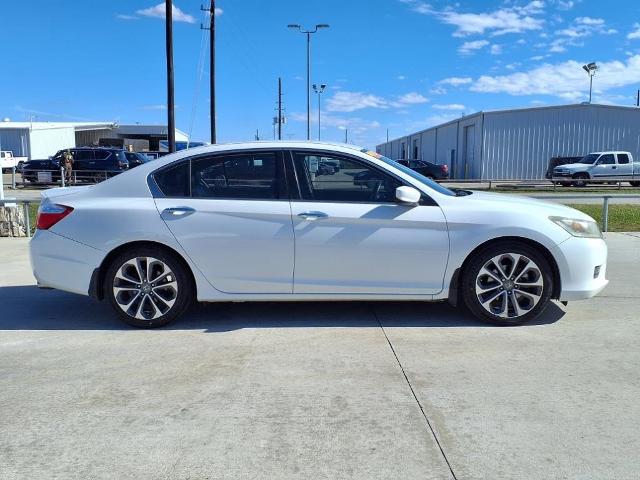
[462, 191, 595, 221]
[554, 163, 588, 171]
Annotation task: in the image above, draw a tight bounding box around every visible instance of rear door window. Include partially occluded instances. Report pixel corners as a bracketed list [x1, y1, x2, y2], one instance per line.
[617, 153, 630, 164]
[190, 152, 283, 199]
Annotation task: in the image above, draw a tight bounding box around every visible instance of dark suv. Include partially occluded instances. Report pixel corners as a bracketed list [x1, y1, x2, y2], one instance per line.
[51, 147, 129, 181]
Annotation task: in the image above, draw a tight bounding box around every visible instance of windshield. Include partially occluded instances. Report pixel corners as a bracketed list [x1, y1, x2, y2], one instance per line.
[362, 150, 455, 196]
[579, 153, 600, 164]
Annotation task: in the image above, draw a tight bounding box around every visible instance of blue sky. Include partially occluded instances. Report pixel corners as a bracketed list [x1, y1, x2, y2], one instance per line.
[2, 0, 640, 148]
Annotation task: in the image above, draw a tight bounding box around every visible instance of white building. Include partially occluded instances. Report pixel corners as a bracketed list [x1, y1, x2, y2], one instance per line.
[0, 121, 189, 160]
[377, 103, 640, 180]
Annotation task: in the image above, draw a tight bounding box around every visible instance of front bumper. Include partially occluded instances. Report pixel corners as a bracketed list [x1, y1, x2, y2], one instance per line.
[552, 236, 608, 301]
[30, 229, 106, 296]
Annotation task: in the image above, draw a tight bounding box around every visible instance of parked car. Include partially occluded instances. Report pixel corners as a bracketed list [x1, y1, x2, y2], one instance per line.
[545, 156, 582, 179]
[1, 150, 28, 173]
[31, 142, 608, 328]
[21, 158, 62, 183]
[552, 151, 640, 187]
[141, 151, 170, 160]
[397, 159, 449, 180]
[124, 151, 152, 168]
[50, 147, 129, 182]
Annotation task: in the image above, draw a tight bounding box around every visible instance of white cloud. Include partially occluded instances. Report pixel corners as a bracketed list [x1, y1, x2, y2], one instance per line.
[439, 76, 473, 86]
[395, 92, 429, 105]
[325, 91, 388, 112]
[433, 104, 466, 110]
[556, 1, 575, 10]
[136, 3, 196, 23]
[400, 0, 545, 37]
[325, 91, 428, 112]
[490, 44, 503, 55]
[397, 75, 407, 80]
[116, 14, 137, 20]
[548, 16, 616, 52]
[429, 86, 447, 95]
[628, 23, 640, 40]
[575, 16, 604, 26]
[470, 55, 640, 101]
[458, 39, 489, 55]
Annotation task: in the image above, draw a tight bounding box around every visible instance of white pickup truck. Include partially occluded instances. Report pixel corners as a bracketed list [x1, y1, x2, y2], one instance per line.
[0, 151, 28, 172]
[552, 151, 640, 187]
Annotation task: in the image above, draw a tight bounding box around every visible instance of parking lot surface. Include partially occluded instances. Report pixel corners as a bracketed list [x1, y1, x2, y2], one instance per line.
[1, 234, 639, 479]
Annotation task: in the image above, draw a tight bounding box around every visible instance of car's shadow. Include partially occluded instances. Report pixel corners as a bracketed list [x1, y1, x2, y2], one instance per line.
[0, 285, 565, 332]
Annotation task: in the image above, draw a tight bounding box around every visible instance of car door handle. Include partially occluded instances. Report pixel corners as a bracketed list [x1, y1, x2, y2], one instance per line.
[297, 211, 329, 220]
[162, 207, 195, 217]
[612, 166, 617, 169]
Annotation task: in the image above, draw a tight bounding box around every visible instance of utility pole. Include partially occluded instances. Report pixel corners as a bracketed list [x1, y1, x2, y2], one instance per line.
[344, 128, 348, 143]
[386, 128, 389, 143]
[313, 83, 326, 140]
[637, 89, 639, 107]
[278, 77, 283, 140]
[255, 129, 260, 141]
[165, 0, 176, 153]
[201, 2, 217, 143]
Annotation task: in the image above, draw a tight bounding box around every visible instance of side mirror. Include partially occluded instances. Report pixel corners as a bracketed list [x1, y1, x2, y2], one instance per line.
[395, 186, 421, 205]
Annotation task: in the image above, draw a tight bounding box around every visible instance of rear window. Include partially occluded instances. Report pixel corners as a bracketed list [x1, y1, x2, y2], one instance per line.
[94, 150, 111, 160]
[618, 153, 630, 164]
[153, 162, 190, 197]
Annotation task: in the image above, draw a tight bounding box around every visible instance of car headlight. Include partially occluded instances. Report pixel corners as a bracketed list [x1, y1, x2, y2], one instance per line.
[549, 216, 602, 238]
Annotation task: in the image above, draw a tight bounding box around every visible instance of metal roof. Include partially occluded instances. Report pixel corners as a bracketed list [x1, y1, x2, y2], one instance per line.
[0, 121, 114, 131]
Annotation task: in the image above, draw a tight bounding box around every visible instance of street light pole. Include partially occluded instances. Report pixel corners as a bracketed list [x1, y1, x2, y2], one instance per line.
[312, 84, 326, 140]
[582, 62, 598, 104]
[288, 24, 329, 141]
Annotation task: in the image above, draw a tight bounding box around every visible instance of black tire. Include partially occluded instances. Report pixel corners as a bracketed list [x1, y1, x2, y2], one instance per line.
[461, 241, 554, 326]
[630, 181, 640, 187]
[105, 246, 193, 328]
[572, 173, 589, 187]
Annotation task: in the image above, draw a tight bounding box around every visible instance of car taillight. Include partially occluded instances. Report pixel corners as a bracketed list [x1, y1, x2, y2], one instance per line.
[441, 164, 449, 174]
[37, 203, 74, 230]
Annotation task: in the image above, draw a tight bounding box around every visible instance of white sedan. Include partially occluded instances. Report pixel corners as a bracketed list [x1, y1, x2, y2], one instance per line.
[30, 142, 608, 328]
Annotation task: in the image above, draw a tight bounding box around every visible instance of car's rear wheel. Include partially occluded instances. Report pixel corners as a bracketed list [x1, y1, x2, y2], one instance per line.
[630, 181, 640, 187]
[105, 246, 193, 328]
[461, 242, 553, 326]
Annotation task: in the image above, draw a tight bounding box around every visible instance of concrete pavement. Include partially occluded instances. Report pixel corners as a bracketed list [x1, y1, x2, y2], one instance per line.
[1, 235, 640, 479]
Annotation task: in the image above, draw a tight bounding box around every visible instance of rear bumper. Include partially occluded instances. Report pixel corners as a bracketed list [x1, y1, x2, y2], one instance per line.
[552, 236, 608, 301]
[30, 230, 105, 296]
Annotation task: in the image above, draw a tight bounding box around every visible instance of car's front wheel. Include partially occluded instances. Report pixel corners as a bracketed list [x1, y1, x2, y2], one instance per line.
[461, 242, 554, 326]
[105, 246, 193, 328]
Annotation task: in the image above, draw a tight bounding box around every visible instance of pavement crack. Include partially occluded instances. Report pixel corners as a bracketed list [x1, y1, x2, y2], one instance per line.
[373, 309, 458, 480]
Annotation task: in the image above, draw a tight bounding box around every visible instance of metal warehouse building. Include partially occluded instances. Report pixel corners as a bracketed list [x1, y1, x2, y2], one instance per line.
[376, 103, 640, 180]
[0, 121, 189, 160]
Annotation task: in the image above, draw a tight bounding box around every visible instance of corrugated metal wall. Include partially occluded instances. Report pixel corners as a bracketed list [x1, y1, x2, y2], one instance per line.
[377, 104, 640, 180]
[482, 104, 640, 179]
[0, 128, 30, 157]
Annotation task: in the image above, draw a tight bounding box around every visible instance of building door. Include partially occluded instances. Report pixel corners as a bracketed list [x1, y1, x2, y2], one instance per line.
[462, 125, 475, 179]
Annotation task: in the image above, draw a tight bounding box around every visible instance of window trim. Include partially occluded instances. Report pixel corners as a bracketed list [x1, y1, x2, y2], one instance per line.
[287, 149, 437, 206]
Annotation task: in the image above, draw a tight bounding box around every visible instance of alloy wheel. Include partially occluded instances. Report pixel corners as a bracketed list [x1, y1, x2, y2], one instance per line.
[475, 253, 544, 319]
[112, 257, 178, 320]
